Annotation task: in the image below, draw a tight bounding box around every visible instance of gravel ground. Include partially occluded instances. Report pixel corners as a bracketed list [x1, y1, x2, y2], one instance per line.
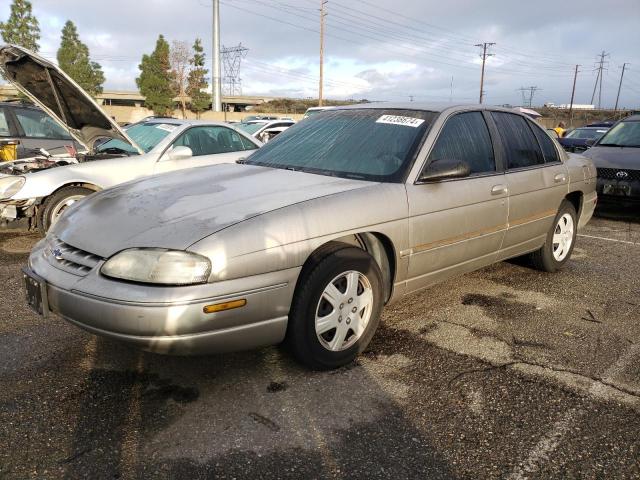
[0, 214, 638, 479]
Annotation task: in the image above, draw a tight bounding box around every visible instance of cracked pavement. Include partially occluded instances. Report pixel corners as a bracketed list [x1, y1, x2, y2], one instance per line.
[0, 214, 639, 479]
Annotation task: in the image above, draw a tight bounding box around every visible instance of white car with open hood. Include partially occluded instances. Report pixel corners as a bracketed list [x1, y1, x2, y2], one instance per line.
[0, 45, 261, 232]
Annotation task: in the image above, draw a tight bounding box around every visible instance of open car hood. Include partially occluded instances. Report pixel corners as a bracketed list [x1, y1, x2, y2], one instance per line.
[0, 44, 142, 154]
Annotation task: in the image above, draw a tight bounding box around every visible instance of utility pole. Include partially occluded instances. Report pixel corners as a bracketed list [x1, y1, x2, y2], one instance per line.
[568, 65, 580, 127]
[409, 95, 414, 102]
[212, 0, 222, 112]
[614, 63, 629, 113]
[590, 51, 609, 109]
[475, 42, 495, 104]
[318, 0, 327, 107]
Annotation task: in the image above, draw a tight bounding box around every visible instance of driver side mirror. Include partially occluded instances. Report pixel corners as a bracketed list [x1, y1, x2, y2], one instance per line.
[166, 146, 193, 161]
[418, 159, 471, 182]
[585, 139, 596, 147]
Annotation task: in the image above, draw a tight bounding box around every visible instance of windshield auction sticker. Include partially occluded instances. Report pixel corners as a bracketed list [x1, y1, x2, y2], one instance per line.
[376, 115, 425, 127]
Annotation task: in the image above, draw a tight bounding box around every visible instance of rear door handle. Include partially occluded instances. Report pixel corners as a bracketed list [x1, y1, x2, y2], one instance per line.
[491, 184, 508, 195]
[554, 173, 567, 183]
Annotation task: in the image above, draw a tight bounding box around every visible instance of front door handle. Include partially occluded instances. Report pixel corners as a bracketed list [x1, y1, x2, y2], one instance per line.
[554, 173, 567, 183]
[491, 184, 508, 195]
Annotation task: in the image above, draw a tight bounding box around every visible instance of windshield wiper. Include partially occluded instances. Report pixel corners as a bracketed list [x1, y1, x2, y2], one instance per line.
[599, 143, 640, 148]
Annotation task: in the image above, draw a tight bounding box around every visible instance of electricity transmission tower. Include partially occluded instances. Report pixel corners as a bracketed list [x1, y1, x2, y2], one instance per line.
[221, 44, 249, 96]
[518, 86, 540, 108]
[590, 51, 609, 109]
[475, 42, 495, 104]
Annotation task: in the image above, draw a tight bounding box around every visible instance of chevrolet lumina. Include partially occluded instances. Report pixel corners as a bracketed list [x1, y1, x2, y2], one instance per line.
[0, 45, 260, 232]
[24, 104, 597, 369]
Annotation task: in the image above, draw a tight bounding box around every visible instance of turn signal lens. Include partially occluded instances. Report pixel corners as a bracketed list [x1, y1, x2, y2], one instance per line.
[203, 299, 246, 314]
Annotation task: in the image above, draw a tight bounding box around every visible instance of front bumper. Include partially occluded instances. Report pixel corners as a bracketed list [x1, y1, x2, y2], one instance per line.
[29, 238, 300, 354]
[596, 178, 640, 207]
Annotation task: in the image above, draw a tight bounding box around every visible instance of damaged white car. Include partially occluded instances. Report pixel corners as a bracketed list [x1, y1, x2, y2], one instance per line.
[0, 45, 261, 233]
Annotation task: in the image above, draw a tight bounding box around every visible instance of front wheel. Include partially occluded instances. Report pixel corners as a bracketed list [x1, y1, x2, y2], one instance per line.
[529, 200, 577, 272]
[38, 186, 94, 235]
[286, 243, 384, 370]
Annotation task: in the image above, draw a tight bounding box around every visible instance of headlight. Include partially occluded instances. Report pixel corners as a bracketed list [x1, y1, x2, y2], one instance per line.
[101, 248, 211, 285]
[0, 176, 25, 200]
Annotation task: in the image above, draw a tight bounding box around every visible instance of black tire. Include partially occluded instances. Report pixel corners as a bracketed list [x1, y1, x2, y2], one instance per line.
[286, 242, 384, 370]
[529, 200, 577, 272]
[38, 186, 94, 235]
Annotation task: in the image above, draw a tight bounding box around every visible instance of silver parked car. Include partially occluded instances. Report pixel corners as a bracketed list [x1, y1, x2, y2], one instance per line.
[24, 104, 597, 369]
[0, 45, 260, 232]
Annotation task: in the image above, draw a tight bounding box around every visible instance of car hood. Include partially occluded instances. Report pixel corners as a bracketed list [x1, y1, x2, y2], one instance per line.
[0, 44, 142, 154]
[581, 145, 640, 169]
[53, 163, 376, 258]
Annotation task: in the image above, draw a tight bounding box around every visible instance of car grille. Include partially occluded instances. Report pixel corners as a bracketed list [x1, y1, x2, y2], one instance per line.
[44, 237, 103, 276]
[597, 168, 640, 181]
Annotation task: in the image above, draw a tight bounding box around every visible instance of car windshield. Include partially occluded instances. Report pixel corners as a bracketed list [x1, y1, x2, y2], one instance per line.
[236, 123, 265, 135]
[597, 120, 640, 147]
[245, 108, 437, 182]
[566, 128, 607, 140]
[96, 122, 177, 154]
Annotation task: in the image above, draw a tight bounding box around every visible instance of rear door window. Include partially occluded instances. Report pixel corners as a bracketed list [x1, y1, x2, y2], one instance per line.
[428, 111, 496, 175]
[491, 112, 544, 169]
[14, 107, 72, 140]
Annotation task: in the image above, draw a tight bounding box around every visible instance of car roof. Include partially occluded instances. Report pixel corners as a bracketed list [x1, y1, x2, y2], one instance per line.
[0, 100, 41, 109]
[330, 102, 521, 114]
[141, 118, 232, 128]
[622, 114, 640, 122]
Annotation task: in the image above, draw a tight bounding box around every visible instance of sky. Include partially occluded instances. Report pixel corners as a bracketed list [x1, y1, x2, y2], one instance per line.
[2, 0, 640, 108]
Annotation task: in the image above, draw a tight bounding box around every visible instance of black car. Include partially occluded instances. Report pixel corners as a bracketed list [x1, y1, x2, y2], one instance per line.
[0, 100, 79, 160]
[558, 126, 609, 152]
[582, 114, 640, 208]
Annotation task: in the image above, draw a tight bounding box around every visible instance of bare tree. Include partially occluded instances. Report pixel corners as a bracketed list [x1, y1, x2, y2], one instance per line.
[170, 40, 190, 118]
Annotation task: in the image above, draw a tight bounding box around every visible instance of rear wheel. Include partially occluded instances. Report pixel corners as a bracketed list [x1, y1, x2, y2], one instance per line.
[529, 200, 577, 272]
[286, 242, 384, 370]
[38, 186, 94, 235]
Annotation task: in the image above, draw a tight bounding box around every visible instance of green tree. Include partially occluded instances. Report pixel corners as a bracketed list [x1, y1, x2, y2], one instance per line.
[0, 0, 40, 51]
[136, 35, 176, 116]
[56, 20, 105, 96]
[186, 38, 210, 118]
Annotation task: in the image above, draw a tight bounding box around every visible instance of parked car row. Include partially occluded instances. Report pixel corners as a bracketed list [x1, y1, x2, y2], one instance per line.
[7, 44, 637, 370]
[0, 46, 261, 232]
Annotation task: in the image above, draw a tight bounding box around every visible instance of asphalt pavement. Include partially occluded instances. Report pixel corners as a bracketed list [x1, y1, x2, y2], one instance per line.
[0, 214, 638, 479]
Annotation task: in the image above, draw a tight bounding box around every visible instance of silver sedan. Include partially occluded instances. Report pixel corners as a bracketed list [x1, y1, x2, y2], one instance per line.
[24, 103, 597, 369]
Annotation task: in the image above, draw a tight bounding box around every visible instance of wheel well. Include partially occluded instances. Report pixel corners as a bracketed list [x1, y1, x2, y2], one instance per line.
[302, 232, 397, 303]
[565, 191, 583, 218]
[39, 183, 101, 205]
